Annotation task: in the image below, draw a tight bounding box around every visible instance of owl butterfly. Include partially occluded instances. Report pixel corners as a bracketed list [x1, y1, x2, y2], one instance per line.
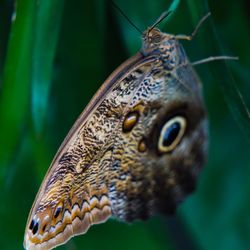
[24, 9, 236, 250]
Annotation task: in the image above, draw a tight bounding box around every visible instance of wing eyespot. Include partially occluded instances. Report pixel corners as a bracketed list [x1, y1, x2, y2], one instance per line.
[138, 138, 147, 153]
[29, 219, 35, 230]
[122, 111, 140, 133]
[32, 221, 39, 235]
[158, 116, 186, 153]
[54, 202, 64, 219]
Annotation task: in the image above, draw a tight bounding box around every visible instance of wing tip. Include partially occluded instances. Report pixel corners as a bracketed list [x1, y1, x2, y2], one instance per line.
[24, 198, 112, 250]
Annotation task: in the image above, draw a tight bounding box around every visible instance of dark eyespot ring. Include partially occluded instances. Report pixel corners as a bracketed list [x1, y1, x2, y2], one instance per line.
[158, 116, 186, 153]
[29, 219, 35, 230]
[32, 221, 39, 235]
[54, 205, 63, 219]
[42, 224, 47, 232]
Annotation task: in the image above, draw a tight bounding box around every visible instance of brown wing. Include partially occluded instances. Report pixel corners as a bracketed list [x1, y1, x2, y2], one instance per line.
[24, 51, 156, 250]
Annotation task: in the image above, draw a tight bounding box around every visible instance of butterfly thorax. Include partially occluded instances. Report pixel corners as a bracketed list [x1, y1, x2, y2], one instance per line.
[141, 28, 186, 71]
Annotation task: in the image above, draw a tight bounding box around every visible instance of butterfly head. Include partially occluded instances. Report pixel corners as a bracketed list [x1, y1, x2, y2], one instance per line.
[142, 28, 176, 55]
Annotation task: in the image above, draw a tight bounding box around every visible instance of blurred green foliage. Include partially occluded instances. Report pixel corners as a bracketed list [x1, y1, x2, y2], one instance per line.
[0, 0, 250, 250]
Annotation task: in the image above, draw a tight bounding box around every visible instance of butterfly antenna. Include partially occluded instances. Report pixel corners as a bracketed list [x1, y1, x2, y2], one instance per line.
[111, 1, 142, 34]
[149, 10, 172, 33]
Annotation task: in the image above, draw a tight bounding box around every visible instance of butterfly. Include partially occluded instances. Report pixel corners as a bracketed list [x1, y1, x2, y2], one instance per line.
[24, 9, 235, 250]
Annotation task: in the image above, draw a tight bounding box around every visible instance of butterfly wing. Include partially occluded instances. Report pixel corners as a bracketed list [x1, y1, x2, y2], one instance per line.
[24, 27, 208, 250]
[105, 52, 207, 222]
[24, 52, 156, 250]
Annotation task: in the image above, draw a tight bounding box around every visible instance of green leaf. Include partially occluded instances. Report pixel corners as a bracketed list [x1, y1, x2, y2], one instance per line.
[31, 0, 65, 135]
[187, 0, 250, 141]
[0, 0, 12, 81]
[0, 0, 36, 182]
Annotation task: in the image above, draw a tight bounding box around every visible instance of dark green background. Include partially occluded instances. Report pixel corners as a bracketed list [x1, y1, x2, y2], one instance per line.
[0, 0, 250, 249]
